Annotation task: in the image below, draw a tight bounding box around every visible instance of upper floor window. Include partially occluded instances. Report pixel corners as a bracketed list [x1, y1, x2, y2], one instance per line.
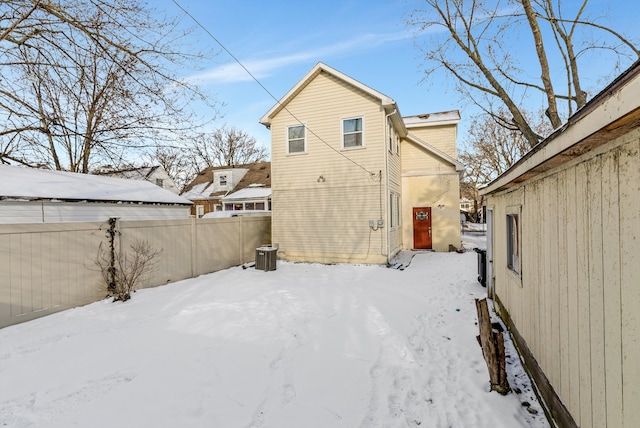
[342, 117, 363, 149]
[219, 175, 227, 186]
[287, 125, 306, 154]
[387, 118, 393, 152]
[155, 178, 164, 187]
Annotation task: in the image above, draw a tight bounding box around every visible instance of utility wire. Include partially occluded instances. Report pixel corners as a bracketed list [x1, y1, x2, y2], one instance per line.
[171, 0, 378, 178]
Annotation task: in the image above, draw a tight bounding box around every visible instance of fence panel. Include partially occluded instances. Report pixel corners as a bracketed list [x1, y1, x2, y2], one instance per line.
[0, 216, 271, 328]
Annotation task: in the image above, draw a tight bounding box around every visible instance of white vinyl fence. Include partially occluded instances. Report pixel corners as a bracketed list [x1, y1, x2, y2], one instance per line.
[0, 216, 271, 328]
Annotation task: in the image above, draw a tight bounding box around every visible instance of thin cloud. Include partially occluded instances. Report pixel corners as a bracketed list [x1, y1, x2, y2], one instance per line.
[187, 30, 411, 85]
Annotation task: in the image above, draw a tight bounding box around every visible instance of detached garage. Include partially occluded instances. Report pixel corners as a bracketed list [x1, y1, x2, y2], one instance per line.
[0, 165, 192, 223]
[480, 62, 640, 427]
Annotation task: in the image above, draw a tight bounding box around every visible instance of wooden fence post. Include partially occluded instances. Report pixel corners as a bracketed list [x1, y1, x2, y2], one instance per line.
[476, 298, 510, 394]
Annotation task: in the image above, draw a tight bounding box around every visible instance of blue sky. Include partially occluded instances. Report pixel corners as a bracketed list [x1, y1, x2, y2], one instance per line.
[158, 0, 640, 152]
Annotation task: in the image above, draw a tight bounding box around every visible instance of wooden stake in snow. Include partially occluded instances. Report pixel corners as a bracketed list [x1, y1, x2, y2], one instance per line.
[475, 298, 510, 394]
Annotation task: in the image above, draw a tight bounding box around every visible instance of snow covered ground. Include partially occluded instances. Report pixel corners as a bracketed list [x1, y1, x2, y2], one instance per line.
[0, 230, 550, 428]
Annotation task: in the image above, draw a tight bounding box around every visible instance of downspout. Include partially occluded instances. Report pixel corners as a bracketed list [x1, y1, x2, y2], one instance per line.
[384, 108, 396, 263]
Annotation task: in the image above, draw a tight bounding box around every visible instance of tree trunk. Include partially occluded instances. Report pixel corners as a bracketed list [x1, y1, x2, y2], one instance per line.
[521, 0, 563, 130]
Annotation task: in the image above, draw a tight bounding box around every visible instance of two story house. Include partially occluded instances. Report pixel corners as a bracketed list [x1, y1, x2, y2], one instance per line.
[259, 63, 463, 264]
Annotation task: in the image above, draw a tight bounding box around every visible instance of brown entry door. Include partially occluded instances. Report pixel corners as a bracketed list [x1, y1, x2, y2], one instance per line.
[413, 207, 432, 249]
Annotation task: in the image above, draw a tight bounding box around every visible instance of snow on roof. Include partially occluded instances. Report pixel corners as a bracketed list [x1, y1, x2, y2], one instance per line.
[222, 186, 271, 201]
[403, 111, 461, 127]
[0, 165, 192, 205]
[180, 182, 215, 200]
[97, 166, 158, 180]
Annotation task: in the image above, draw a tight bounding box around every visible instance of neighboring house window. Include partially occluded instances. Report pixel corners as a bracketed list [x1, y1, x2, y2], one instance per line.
[219, 175, 227, 186]
[506, 212, 520, 274]
[196, 205, 204, 217]
[224, 203, 234, 211]
[387, 119, 393, 153]
[342, 117, 363, 149]
[155, 178, 164, 187]
[287, 125, 306, 154]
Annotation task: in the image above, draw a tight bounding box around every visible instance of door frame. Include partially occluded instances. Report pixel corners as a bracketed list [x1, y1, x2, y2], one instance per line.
[486, 207, 494, 298]
[412, 206, 432, 250]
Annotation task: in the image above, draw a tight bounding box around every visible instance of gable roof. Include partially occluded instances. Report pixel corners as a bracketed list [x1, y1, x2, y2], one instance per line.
[96, 166, 160, 180]
[481, 60, 640, 195]
[258, 62, 407, 135]
[404, 133, 465, 172]
[181, 162, 271, 200]
[0, 165, 192, 205]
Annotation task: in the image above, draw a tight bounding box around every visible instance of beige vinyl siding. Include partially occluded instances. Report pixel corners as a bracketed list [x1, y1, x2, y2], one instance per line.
[401, 174, 460, 252]
[270, 70, 389, 264]
[401, 136, 461, 252]
[387, 125, 403, 257]
[487, 129, 640, 428]
[402, 138, 457, 174]
[406, 124, 457, 158]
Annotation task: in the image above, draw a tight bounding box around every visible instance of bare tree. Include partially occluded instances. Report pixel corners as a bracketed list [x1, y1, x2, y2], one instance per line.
[145, 145, 193, 193]
[190, 125, 268, 169]
[96, 239, 161, 302]
[460, 109, 552, 215]
[0, 0, 217, 171]
[408, 0, 640, 148]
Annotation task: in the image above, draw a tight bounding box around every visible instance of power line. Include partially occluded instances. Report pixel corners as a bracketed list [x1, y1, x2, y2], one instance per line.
[171, 0, 377, 177]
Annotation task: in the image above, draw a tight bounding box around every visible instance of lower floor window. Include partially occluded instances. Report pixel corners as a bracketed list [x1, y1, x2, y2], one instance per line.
[506, 213, 520, 273]
[390, 192, 401, 228]
[224, 201, 269, 211]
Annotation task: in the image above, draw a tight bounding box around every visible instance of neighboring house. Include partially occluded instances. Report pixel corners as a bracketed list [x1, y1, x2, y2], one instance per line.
[0, 165, 192, 223]
[221, 184, 271, 211]
[96, 165, 180, 194]
[460, 197, 473, 212]
[480, 62, 640, 428]
[259, 62, 463, 264]
[181, 162, 271, 217]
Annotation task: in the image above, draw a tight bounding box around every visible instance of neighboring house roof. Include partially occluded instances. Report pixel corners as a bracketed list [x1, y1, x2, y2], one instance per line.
[222, 185, 272, 201]
[0, 165, 192, 205]
[259, 62, 407, 136]
[96, 166, 160, 180]
[404, 133, 465, 172]
[181, 182, 214, 200]
[481, 59, 640, 195]
[95, 165, 180, 194]
[181, 162, 271, 200]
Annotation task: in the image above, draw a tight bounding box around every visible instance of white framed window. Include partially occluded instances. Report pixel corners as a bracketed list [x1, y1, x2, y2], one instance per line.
[387, 118, 393, 153]
[287, 124, 306, 154]
[506, 210, 520, 274]
[342, 116, 364, 149]
[219, 175, 227, 186]
[389, 192, 401, 228]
